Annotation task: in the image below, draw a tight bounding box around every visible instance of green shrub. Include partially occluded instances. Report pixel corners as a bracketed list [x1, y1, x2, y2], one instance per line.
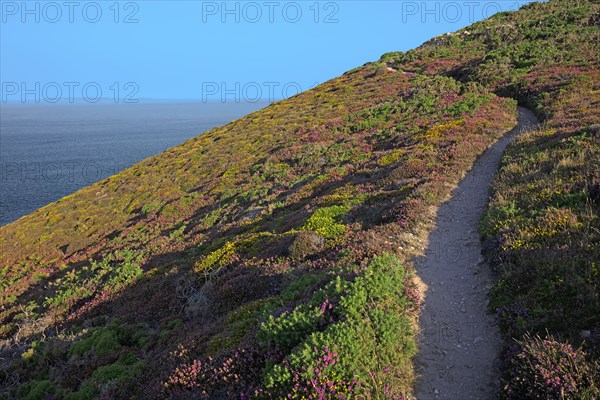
[379, 149, 406, 166]
[44, 250, 143, 311]
[91, 353, 144, 384]
[302, 205, 350, 239]
[69, 325, 120, 357]
[18, 380, 56, 400]
[64, 380, 96, 400]
[141, 201, 161, 215]
[169, 223, 187, 240]
[194, 241, 236, 273]
[258, 253, 418, 397]
[68, 320, 148, 358]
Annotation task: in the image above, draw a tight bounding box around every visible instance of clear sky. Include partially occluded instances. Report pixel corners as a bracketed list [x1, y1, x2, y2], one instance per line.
[1, 1, 534, 102]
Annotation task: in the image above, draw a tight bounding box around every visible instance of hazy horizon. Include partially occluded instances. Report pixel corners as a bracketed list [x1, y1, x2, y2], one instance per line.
[0, 101, 269, 225]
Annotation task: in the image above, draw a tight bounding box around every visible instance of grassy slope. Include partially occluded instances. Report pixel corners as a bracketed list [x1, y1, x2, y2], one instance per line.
[1, 0, 598, 398]
[1, 57, 517, 400]
[376, 0, 600, 396]
[377, 1, 600, 396]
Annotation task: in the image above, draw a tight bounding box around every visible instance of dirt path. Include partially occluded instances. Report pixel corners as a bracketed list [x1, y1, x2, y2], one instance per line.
[413, 107, 539, 399]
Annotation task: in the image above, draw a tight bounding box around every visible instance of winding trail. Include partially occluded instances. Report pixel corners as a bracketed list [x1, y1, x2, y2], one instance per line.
[413, 107, 539, 399]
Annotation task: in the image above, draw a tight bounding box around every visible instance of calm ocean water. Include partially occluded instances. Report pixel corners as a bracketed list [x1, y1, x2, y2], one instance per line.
[0, 102, 268, 226]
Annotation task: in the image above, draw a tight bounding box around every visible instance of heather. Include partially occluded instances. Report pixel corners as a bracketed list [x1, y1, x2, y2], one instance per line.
[0, 60, 516, 398]
[163, 253, 415, 399]
[502, 335, 598, 399]
[370, 1, 600, 396]
[1, 0, 599, 398]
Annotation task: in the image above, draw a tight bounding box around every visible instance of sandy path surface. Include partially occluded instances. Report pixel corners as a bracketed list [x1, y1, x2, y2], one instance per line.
[413, 107, 539, 399]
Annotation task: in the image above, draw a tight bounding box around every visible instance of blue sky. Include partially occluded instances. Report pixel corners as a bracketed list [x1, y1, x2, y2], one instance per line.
[1, 1, 533, 101]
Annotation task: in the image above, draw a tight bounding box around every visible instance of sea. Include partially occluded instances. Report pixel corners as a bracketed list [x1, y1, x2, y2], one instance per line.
[0, 101, 268, 226]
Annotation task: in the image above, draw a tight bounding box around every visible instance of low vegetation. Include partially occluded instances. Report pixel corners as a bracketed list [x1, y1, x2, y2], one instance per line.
[377, 0, 600, 396]
[482, 92, 600, 397]
[1, 0, 598, 398]
[1, 66, 515, 398]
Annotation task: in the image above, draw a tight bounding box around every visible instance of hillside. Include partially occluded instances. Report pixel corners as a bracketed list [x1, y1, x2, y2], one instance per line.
[1, 0, 599, 399]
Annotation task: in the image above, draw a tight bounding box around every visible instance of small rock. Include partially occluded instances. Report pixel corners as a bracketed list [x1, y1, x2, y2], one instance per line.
[580, 330, 592, 338]
[474, 336, 484, 344]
